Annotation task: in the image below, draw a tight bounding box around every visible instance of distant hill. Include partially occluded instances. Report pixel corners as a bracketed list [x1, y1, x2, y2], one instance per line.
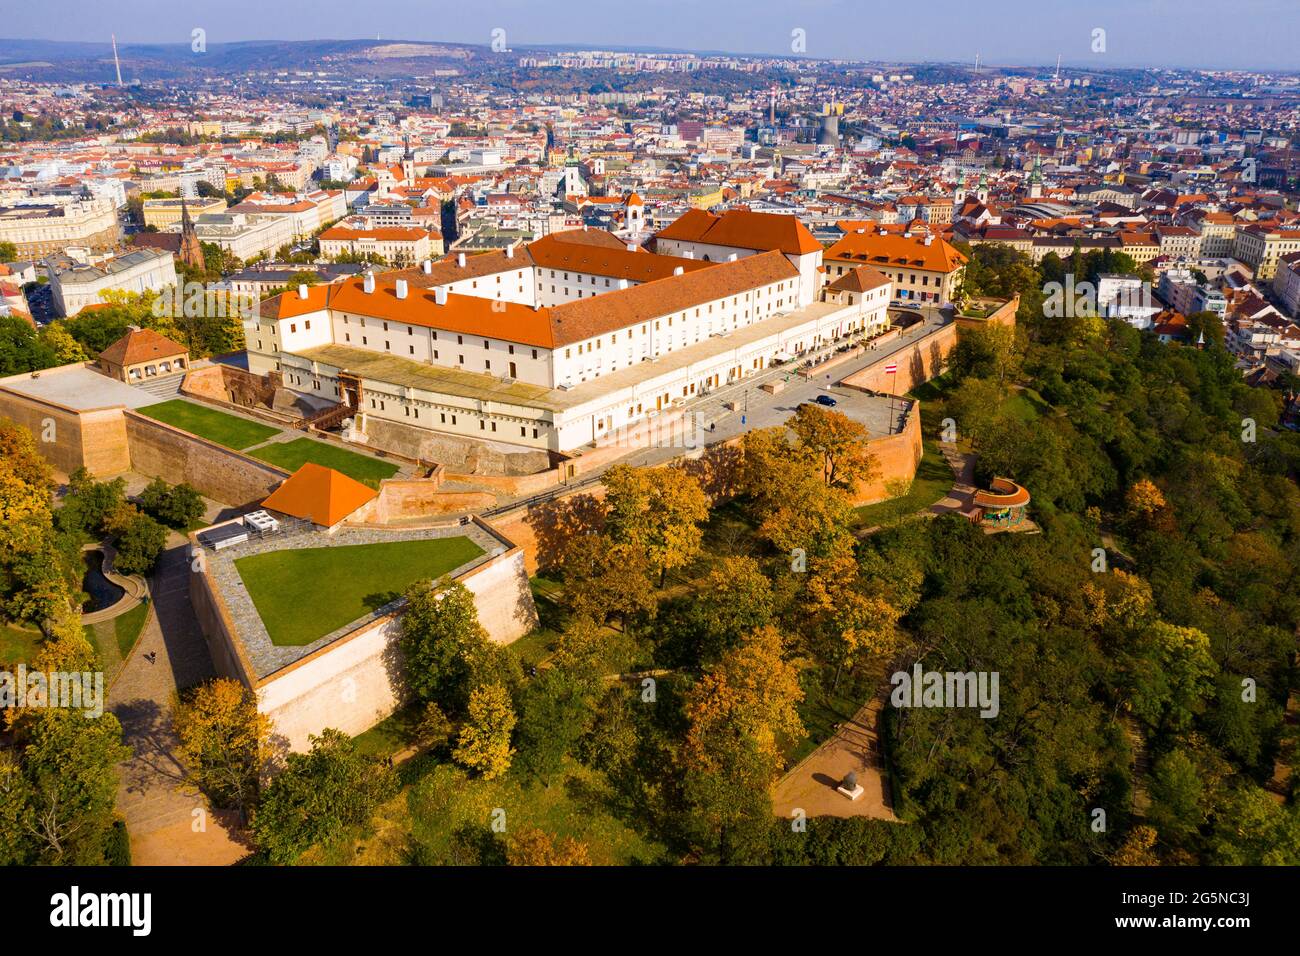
[0, 37, 492, 82]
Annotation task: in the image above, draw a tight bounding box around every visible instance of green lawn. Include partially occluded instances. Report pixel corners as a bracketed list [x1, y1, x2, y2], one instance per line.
[234, 537, 486, 646]
[0, 625, 42, 665]
[851, 437, 954, 529]
[114, 601, 150, 659]
[1000, 388, 1050, 422]
[399, 760, 668, 866]
[353, 704, 425, 760]
[139, 399, 279, 450]
[250, 438, 399, 488]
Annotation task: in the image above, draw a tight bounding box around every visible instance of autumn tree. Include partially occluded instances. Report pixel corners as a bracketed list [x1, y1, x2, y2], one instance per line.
[506, 826, 592, 865]
[1108, 825, 1160, 866]
[561, 534, 657, 629]
[602, 464, 709, 586]
[681, 625, 803, 862]
[172, 677, 271, 821]
[684, 625, 805, 773]
[739, 427, 855, 559]
[805, 553, 905, 689]
[452, 683, 517, 780]
[789, 404, 877, 490]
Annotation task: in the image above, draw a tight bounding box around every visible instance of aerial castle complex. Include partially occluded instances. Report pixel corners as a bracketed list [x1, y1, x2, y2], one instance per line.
[245, 208, 902, 459]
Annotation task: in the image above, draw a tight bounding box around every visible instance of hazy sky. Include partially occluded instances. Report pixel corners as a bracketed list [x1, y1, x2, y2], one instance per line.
[7, 0, 1299, 71]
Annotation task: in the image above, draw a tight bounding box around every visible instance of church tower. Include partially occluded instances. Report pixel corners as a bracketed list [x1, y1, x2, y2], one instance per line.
[401, 133, 415, 184]
[178, 196, 204, 271]
[624, 192, 644, 234]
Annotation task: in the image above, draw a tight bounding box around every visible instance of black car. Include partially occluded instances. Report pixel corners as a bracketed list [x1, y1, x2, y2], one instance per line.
[814, 394, 838, 407]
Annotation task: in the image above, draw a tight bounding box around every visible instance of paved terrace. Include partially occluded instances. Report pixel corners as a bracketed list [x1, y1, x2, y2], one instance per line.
[203, 521, 505, 680]
[293, 343, 568, 411]
[0, 363, 161, 411]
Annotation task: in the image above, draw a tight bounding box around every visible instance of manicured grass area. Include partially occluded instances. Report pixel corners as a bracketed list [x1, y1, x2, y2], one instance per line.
[0, 625, 42, 665]
[138, 399, 280, 450]
[313, 760, 669, 866]
[353, 704, 424, 759]
[1000, 388, 1050, 422]
[851, 437, 954, 529]
[114, 601, 150, 659]
[906, 372, 956, 403]
[250, 437, 399, 488]
[507, 626, 559, 671]
[234, 536, 486, 646]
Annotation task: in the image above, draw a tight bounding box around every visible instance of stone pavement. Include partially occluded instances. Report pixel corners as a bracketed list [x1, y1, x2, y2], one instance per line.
[108, 544, 250, 865]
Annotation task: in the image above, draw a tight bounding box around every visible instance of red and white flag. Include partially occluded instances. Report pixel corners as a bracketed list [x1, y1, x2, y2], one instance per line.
[884, 362, 898, 374]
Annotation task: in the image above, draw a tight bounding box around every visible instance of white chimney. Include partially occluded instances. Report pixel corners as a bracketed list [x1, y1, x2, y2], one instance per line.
[434, 286, 448, 305]
[297, 284, 308, 300]
[683, 250, 694, 259]
[506, 245, 514, 259]
[422, 259, 432, 274]
[903, 230, 912, 239]
[924, 235, 934, 246]
[626, 242, 637, 252]
[395, 279, 408, 299]
[363, 272, 375, 294]
[533, 302, 542, 311]
[672, 266, 684, 276]
[728, 253, 738, 262]
[456, 252, 466, 268]
[856, 228, 865, 234]
[617, 278, 629, 290]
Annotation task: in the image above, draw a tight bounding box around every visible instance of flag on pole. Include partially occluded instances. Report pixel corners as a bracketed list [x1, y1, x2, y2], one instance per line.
[884, 362, 898, 374]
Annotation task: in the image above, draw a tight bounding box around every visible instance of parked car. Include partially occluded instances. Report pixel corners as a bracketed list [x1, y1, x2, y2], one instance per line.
[814, 394, 838, 407]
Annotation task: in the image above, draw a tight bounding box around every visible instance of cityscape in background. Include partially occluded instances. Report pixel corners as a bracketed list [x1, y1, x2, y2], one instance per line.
[1, 8, 1298, 905]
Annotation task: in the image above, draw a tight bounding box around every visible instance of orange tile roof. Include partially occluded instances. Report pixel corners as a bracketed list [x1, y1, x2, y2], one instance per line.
[99, 327, 187, 366]
[824, 231, 967, 273]
[321, 226, 435, 241]
[262, 249, 798, 350]
[654, 207, 822, 256]
[827, 265, 892, 293]
[261, 463, 378, 527]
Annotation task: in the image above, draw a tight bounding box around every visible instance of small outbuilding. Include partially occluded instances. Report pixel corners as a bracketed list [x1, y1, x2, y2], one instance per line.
[98, 326, 189, 383]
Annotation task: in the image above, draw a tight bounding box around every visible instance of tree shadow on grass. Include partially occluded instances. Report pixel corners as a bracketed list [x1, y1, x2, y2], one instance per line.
[362, 590, 402, 613]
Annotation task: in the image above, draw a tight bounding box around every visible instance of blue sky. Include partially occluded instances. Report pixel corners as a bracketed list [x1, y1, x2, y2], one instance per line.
[8, 0, 1299, 71]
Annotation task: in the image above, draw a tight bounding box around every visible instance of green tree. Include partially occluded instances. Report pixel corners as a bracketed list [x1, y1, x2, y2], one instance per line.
[516, 669, 593, 786]
[399, 579, 517, 714]
[253, 729, 398, 863]
[2, 708, 131, 865]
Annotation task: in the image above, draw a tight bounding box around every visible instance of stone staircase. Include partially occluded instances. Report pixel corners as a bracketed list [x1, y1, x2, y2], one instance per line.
[133, 372, 187, 401]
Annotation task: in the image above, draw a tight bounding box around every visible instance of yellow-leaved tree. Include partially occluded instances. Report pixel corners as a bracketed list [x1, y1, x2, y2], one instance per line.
[453, 683, 516, 779]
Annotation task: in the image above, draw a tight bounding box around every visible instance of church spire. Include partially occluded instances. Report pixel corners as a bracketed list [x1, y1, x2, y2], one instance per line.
[178, 194, 204, 270]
